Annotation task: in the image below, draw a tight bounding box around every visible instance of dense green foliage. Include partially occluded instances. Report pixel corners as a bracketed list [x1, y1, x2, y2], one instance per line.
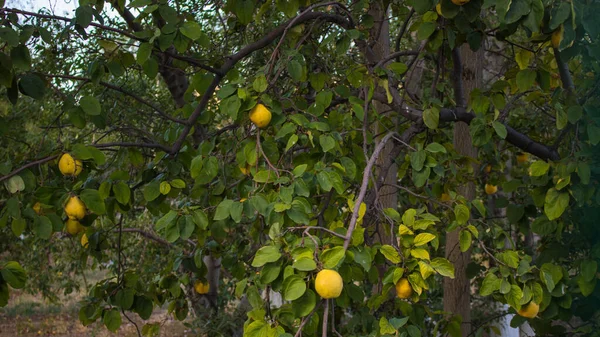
[1, 0, 599, 336]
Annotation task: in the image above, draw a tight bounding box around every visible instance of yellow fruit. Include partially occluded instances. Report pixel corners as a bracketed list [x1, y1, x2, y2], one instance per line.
[517, 153, 528, 163]
[249, 103, 272, 128]
[81, 233, 89, 248]
[552, 25, 563, 49]
[58, 153, 83, 177]
[395, 278, 413, 299]
[239, 165, 250, 175]
[315, 269, 343, 299]
[64, 196, 86, 220]
[74, 160, 83, 175]
[484, 164, 492, 174]
[194, 281, 210, 294]
[485, 184, 498, 195]
[240, 198, 247, 202]
[436, 3, 443, 16]
[65, 218, 84, 235]
[33, 202, 42, 215]
[517, 301, 539, 318]
[451, 0, 470, 5]
[441, 193, 451, 202]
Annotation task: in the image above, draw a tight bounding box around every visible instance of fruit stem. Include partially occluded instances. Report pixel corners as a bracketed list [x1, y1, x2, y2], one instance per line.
[322, 299, 329, 337]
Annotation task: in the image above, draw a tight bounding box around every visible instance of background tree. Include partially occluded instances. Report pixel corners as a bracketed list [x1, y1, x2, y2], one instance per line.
[1, 0, 599, 336]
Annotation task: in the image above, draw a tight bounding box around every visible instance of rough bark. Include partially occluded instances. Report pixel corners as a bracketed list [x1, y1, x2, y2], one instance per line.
[370, 0, 395, 248]
[444, 44, 483, 336]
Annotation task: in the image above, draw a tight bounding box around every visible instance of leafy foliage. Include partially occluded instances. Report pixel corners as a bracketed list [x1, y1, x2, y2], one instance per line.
[0, 0, 599, 336]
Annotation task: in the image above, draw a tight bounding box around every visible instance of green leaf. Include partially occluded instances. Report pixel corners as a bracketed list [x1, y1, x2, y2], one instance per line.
[413, 233, 436, 247]
[292, 164, 307, 177]
[230, 201, 243, 223]
[293, 258, 316, 271]
[113, 182, 130, 205]
[379, 316, 396, 335]
[11, 45, 31, 70]
[292, 289, 316, 317]
[5, 175, 25, 193]
[352, 247, 372, 272]
[80, 95, 101, 115]
[282, 274, 306, 301]
[581, 260, 597, 282]
[220, 95, 241, 119]
[410, 248, 430, 260]
[430, 258, 454, 278]
[143, 180, 161, 201]
[380, 245, 401, 263]
[11, 217, 26, 237]
[505, 285, 523, 310]
[320, 246, 345, 269]
[516, 69, 536, 91]
[179, 21, 202, 40]
[417, 22, 436, 40]
[492, 121, 507, 139]
[425, 142, 446, 153]
[496, 250, 520, 268]
[544, 188, 569, 220]
[529, 160, 550, 177]
[423, 108, 439, 129]
[251, 246, 281, 267]
[252, 74, 268, 93]
[260, 262, 280, 284]
[133, 296, 153, 320]
[80, 189, 106, 215]
[33, 216, 52, 239]
[190, 155, 203, 179]
[0, 282, 8, 307]
[319, 135, 336, 153]
[160, 181, 171, 195]
[155, 210, 177, 231]
[288, 60, 303, 81]
[540, 263, 563, 292]
[410, 150, 426, 171]
[459, 230, 471, 252]
[115, 288, 135, 310]
[1, 261, 27, 289]
[253, 170, 275, 183]
[387, 62, 408, 75]
[18, 73, 45, 99]
[170, 179, 186, 189]
[480, 273, 501, 296]
[214, 199, 233, 220]
[103, 308, 122, 333]
[137, 42, 152, 65]
[454, 204, 470, 225]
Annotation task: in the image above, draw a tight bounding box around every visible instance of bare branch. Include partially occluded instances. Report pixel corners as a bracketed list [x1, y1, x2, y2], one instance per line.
[0, 154, 58, 183]
[41, 73, 187, 125]
[1, 8, 140, 41]
[343, 132, 399, 250]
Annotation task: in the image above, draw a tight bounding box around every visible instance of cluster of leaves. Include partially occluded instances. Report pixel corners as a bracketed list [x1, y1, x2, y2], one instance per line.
[0, 0, 599, 336]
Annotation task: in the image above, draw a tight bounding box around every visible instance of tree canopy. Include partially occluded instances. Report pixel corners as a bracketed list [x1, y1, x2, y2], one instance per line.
[0, 0, 599, 336]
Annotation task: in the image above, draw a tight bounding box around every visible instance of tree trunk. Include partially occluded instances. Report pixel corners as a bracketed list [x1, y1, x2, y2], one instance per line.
[444, 44, 483, 336]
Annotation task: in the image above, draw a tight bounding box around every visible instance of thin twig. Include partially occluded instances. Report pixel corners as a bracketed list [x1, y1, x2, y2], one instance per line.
[322, 299, 329, 337]
[343, 132, 399, 250]
[288, 226, 346, 239]
[294, 301, 322, 337]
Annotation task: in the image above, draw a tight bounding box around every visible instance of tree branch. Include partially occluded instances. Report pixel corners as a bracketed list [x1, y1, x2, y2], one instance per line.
[93, 142, 172, 153]
[42, 73, 187, 124]
[0, 154, 58, 183]
[1, 8, 141, 41]
[343, 132, 399, 250]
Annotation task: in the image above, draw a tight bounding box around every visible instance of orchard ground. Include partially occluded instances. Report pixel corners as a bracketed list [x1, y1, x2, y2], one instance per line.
[0, 270, 188, 337]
